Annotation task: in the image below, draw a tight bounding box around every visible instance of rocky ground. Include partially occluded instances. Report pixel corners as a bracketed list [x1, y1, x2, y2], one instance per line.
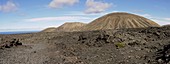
[0, 26, 170, 64]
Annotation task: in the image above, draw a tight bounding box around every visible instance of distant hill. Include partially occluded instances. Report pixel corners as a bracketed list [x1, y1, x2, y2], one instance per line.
[42, 22, 86, 32]
[42, 27, 56, 32]
[54, 22, 86, 32]
[81, 12, 160, 31]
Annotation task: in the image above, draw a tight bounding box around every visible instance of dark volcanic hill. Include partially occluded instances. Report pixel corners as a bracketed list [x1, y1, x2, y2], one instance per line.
[81, 12, 160, 31]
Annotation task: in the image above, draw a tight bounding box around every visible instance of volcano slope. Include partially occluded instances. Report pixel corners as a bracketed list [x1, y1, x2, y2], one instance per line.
[0, 26, 170, 64]
[81, 12, 160, 31]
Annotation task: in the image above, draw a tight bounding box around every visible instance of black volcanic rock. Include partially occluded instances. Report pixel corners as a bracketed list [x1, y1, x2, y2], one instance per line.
[0, 26, 170, 64]
[0, 38, 22, 49]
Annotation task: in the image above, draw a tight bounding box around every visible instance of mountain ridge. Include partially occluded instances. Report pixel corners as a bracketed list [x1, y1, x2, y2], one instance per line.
[42, 12, 160, 32]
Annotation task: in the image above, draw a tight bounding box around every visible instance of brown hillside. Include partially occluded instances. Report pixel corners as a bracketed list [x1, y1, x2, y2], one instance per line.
[54, 22, 86, 32]
[81, 12, 160, 31]
[42, 27, 56, 32]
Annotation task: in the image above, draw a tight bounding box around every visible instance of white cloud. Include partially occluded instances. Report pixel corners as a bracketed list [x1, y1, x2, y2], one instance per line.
[152, 19, 170, 25]
[164, 18, 170, 21]
[25, 16, 91, 22]
[0, 1, 17, 12]
[85, 0, 112, 14]
[139, 15, 170, 25]
[139, 14, 151, 17]
[137, 14, 170, 25]
[48, 0, 79, 8]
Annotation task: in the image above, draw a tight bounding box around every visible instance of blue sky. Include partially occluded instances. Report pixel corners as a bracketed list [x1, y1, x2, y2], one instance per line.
[0, 0, 170, 32]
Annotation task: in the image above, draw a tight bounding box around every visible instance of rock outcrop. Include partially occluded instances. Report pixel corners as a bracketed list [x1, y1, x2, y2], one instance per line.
[0, 38, 22, 49]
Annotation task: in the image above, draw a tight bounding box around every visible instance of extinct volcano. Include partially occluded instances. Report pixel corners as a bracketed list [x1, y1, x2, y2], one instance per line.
[81, 12, 160, 31]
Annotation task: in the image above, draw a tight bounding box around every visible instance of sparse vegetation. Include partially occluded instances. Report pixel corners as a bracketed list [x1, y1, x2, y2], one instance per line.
[115, 42, 125, 48]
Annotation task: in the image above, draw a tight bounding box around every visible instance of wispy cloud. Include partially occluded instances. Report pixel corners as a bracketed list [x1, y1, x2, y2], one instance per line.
[85, 0, 112, 14]
[139, 14, 170, 25]
[164, 18, 170, 21]
[152, 19, 170, 25]
[136, 14, 170, 25]
[0, 1, 17, 12]
[25, 16, 91, 22]
[0, 28, 42, 32]
[48, 0, 79, 8]
[139, 14, 151, 17]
